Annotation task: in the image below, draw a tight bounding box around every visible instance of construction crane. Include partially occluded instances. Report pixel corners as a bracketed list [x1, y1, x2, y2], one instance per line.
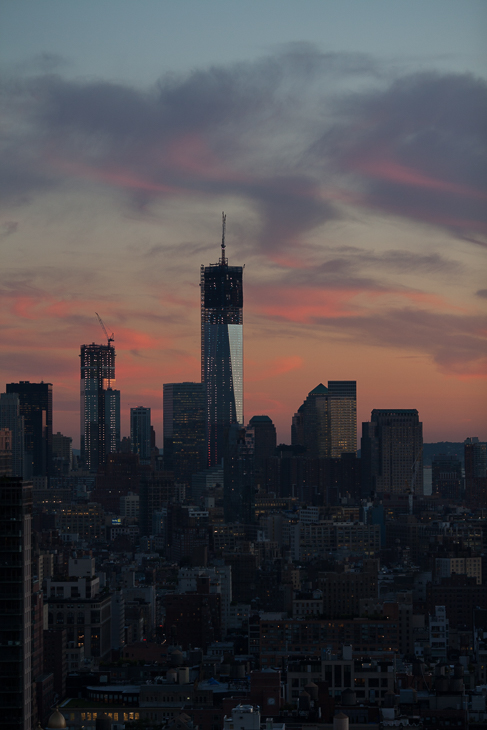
[95, 312, 114, 346]
[221, 211, 227, 265]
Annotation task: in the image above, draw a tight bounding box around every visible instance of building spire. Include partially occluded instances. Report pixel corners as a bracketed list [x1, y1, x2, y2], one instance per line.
[221, 211, 227, 265]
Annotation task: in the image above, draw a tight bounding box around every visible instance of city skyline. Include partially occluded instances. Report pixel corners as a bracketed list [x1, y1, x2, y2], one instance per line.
[0, 1, 486, 446]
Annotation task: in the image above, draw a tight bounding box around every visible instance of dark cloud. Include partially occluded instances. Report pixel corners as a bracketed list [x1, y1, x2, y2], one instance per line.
[476, 289, 487, 298]
[314, 71, 487, 243]
[295, 306, 486, 375]
[274, 248, 461, 291]
[1, 51, 486, 254]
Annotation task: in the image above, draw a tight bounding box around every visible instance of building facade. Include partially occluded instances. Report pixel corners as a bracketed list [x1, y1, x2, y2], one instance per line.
[361, 409, 423, 496]
[292, 381, 356, 460]
[80, 342, 120, 472]
[0, 393, 24, 478]
[201, 217, 243, 466]
[6, 381, 53, 478]
[130, 406, 151, 464]
[163, 382, 206, 484]
[0, 477, 33, 730]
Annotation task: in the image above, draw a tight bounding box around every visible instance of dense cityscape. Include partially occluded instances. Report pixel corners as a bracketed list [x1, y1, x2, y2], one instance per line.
[1, 225, 486, 730]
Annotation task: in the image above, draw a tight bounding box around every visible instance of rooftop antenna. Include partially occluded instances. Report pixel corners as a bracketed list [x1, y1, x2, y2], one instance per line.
[221, 211, 227, 265]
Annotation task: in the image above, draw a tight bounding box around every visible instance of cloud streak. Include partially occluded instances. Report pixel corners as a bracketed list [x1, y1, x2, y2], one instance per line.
[1, 51, 485, 252]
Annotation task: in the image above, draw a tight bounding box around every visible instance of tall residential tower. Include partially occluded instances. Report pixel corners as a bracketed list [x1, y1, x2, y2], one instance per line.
[201, 214, 243, 466]
[80, 342, 120, 472]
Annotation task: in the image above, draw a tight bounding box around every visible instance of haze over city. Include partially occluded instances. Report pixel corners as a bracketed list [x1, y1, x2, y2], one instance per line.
[1, 0, 486, 447]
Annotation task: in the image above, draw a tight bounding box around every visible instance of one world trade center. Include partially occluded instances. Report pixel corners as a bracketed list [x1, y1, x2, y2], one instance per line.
[201, 214, 243, 467]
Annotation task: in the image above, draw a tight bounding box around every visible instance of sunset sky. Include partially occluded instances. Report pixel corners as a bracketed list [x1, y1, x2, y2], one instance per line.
[1, 1, 486, 447]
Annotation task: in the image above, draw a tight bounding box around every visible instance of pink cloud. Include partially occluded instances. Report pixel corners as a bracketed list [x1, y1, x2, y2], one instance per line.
[246, 355, 303, 382]
[354, 156, 487, 201]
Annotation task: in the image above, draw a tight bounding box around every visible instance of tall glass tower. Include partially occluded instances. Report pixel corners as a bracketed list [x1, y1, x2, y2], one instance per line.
[80, 343, 120, 472]
[201, 214, 243, 467]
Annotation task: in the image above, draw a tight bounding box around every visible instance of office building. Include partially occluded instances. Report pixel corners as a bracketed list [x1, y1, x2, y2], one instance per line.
[163, 382, 206, 484]
[247, 415, 276, 491]
[80, 342, 120, 472]
[361, 409, 423, 496]
[464, 437, 487, 507]
[51, 431, 72, 475]
[0, 477, 33, 729]
[201, 214, 243, 466]
[0, 428, 12, 476]
[6, 381, 52, 478]
[291, 381, 356, 459]
[432, 453, 463, 500]
[130, 406, 151, 464]
[0, 392, 24, 478]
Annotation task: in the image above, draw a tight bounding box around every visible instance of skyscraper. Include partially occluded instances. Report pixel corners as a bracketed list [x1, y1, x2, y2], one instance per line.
[130, 406, 151, 464]
[201, 214, 243, 466]
[464, 437, 487, 507]
[0, 476, 33, 729]
[361, 409, 423, 496]
[6, 381, 52, 478]
[0, 392, 24, 478]
[80, 342, 120, 472]
[163, 382, 206, 484]
[291, 381, 356, 459]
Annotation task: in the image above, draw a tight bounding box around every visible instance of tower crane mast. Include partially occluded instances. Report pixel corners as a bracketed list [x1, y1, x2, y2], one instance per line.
[95, 312, 114, 346]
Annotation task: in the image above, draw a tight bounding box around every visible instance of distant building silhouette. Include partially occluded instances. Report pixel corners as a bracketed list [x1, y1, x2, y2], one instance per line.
[0, 392, 24, 478]
[361, 409, 423, 496]
[163, 382, 206, 485]
[292, 381, 356, 459]
[432, 453, 462, 500]
[464, 437, 487, 507]
[6, 381, 52, 478]
[0, 476, 33, 729]
[130, 406, 151, 465]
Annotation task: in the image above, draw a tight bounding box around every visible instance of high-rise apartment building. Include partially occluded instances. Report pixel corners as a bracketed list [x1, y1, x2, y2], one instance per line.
[6, 381, 52, 478]
[291, 381, 356, 459]
[0, 392, 24, 478]
[130, 406, 151, 464]
[361, 409, 423, 496]
[0, 477, 33, 729]
[80, 343, 120, 472]
[163, 382, 206, 484]
[201, 215, 243, 466]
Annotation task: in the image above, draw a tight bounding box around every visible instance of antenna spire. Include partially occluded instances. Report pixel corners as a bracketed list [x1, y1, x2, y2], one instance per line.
[221, 211, 227, 265]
